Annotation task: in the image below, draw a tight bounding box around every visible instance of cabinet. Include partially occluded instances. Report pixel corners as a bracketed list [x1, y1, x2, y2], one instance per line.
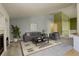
[70, 35, 79, 52]
[54, 12, 70, 36]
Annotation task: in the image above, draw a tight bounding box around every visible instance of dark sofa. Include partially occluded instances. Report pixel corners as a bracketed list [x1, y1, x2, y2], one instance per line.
[23, 32, 42, 42]
[49, 32, 60, 40]
[23, 32, 49, 45]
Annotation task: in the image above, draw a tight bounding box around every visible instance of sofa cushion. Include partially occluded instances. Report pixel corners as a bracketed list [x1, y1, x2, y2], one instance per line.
[26, 33, 30, 36]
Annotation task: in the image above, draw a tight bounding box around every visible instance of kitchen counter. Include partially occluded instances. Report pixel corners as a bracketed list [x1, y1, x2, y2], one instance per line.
[70, 34, 79, 52]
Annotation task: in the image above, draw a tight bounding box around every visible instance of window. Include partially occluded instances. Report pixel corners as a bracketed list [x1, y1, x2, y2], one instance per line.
[30, 23, 37, 32]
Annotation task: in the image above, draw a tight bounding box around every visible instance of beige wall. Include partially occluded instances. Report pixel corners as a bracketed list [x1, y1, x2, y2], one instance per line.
[50, 23, 58, 32]
[77, 4, 79, 34]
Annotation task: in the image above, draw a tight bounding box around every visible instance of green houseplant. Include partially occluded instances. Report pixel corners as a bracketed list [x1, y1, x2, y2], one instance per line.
[11, 25, 21, 42]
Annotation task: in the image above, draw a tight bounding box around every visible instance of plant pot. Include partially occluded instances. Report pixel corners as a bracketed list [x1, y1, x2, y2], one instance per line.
[14, 38, 18, 42]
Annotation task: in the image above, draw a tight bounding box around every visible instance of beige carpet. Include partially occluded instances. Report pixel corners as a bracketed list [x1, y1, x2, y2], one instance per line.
[21, 40, 62, 56]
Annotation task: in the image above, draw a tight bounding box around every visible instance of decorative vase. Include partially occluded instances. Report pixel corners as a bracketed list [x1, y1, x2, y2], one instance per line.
[14, 38, 18, 42]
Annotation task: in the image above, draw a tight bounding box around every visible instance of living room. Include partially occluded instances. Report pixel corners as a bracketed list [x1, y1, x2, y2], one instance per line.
[0, 3, 79, 56]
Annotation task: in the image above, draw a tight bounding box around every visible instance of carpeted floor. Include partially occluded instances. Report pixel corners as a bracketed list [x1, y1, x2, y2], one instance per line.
[30, 44, 72, 56]
[20, 40, 62, 56]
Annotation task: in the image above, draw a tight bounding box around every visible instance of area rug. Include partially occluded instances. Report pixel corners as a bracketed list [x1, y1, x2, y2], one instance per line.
[20, 40, 62, 56]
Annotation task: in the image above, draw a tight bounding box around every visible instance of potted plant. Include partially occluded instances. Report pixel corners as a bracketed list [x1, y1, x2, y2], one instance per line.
[11, 25, 21, 42]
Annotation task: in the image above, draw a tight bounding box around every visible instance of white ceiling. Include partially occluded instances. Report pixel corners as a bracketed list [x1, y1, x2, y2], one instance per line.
[2, 3, 75, 18]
